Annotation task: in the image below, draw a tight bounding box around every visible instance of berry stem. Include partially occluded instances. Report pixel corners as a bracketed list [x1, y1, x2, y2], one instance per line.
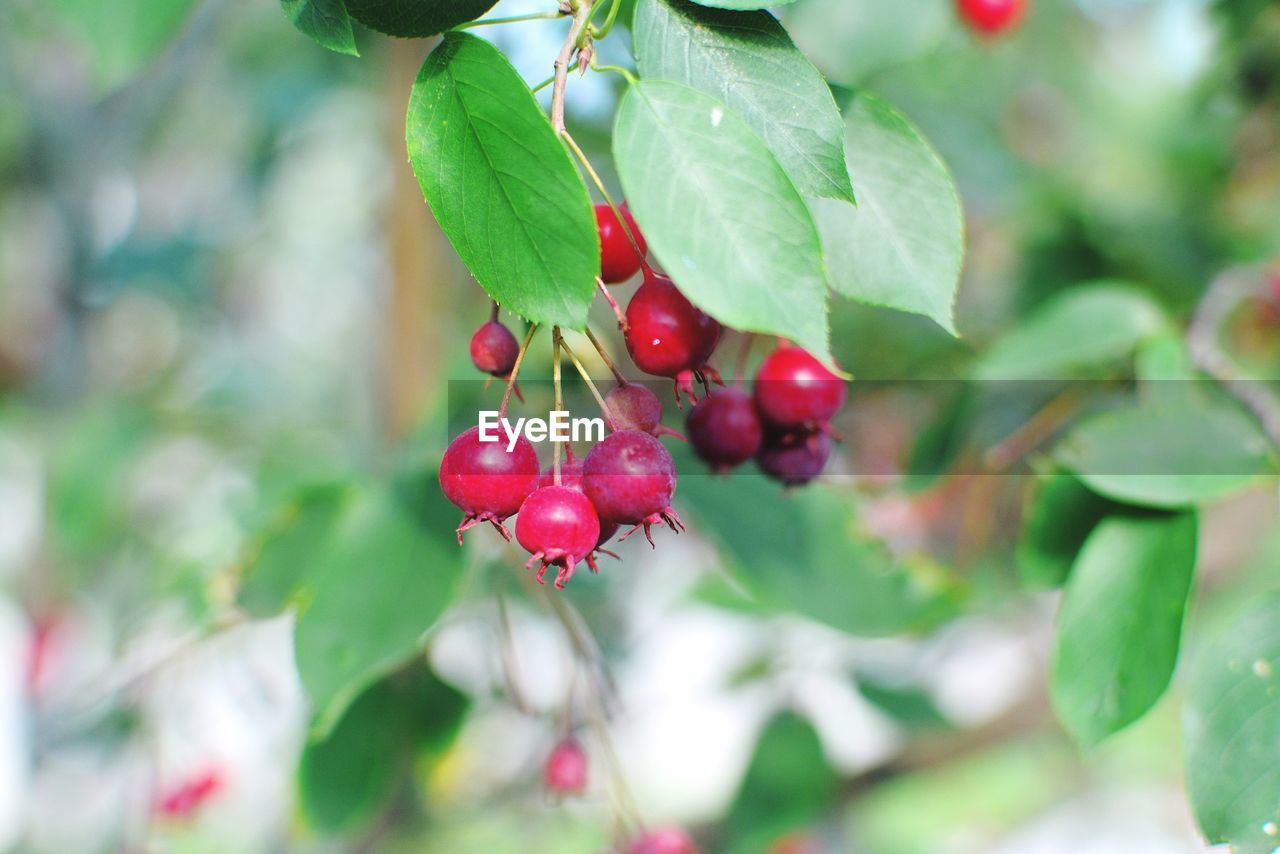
[597, 276, 628, 329]
[551, 0, 594, 134]
[455, 10, 566, 29]
[489, 300, 500, 323]
[561, 130, 652, 276]
[559, 336, 616, 428]
[552, 326, 565, 484]
[500, 323, 539, 418]
[494, 591, 533, 714]
[589, 57, 637, 84]
[584, 326, 628, 385]
[588, 0, 623, 41]
[530, 73, 556, 94]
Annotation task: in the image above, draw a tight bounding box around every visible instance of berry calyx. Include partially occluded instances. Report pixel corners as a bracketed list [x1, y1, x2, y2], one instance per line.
[624, 274, 721, 405]
[756, 429, 833, 486]
[628, 827, 699, 854]
[956, 0, 1025, 35]
[753, 345, 846, 432]
[543, 737, 588, 795]
[596, 203, 648, 284]
[470, 319, 520, 378]
[686, 388, 763, 473]
[439, 426, 540, 542]
[582, 430, 684, 545]
[605, 383, 685, 440]
[516, 485, 601, 589]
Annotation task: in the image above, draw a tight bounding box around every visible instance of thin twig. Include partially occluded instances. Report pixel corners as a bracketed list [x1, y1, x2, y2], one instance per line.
[560, 337, 615, 427]
[551, 0, 595, 134]
[562, 130, 650, 270]
[585, 326, 628, 384]
[500, 323, 538, 418]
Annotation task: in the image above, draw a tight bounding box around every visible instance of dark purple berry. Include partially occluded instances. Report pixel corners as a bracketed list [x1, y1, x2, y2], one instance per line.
[582, 430, 684, 544]
[470, 320, 520, 377]
[756, 429, 833, 486]
[686, 388, 763, 473]
[605, 383, 685, 440]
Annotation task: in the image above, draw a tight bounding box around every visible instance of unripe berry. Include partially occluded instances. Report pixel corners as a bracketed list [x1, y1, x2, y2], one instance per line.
[624, 274, 721, 403]
[605, 383, 685, 440]
[470, 320, 520, 377]
[543, 737, 588, 795]
[440, 426, 539, 542]
[756, 429, 833, 486]
[583, 430, 684, 544]
[628, 827, 699, 854]
[516, 485, 600, 589]
[596, 203, 648, 284]
[956, 0, 1025, 35]
[686, 388, 763, 473]
[753, 345, 845, 431]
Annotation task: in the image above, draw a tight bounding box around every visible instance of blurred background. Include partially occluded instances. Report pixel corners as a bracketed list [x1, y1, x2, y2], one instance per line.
[1, 0, 1279, 850]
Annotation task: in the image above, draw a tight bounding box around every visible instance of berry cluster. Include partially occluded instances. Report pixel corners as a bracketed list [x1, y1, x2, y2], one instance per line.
[439, 202, 845, 590]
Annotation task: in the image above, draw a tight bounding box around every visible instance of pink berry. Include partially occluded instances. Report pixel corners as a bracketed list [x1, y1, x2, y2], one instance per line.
[753, 345, 845, 431]
[756, 429, 833, 486]
[539, 446, 585, 490]
[605, 383, 685, 440]
[155, 767, 224, 819]
[597, 203, 648, 284]
[470, 320, 520, 377]
[439, 426, 539, 543]
[543, 737, 588, 795]
[515, 485, 601, 589]
[956, 0, 1025, 35]
[624, 274, 721, 404]
[686, 388, 763, 473]
[582, 430, 684, 544]
[628, 827, 699, 854]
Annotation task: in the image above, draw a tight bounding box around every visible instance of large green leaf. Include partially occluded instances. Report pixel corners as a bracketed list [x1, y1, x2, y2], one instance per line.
[614, 80, 831, 363]
[1050, 512, 1197, 749]
[281, 0, 358, 55]
[1016, 473, 1128, 589]
[681, 471, 961, 635]
[814, 93, 963, 335]
[1054, 400, 1275, 509]
[406, 33, 598, 329]
[50, 0, 199, 90]
[974, 283, 1167, 380]
[632, 0, 852, 201]
[345, 0, 498, 37]
[1184, 597, 1280, 853]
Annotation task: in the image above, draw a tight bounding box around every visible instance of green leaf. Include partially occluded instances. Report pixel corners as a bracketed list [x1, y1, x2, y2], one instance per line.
[281, 0, 358, 56]
[50, 0, 199, 90]
[1054, 399, 1275, 509]
[1184, 597, 1280, 852]
[681, 471, 961, 635]
[1016, 473, 1129, 590]
[814, 93, 962, 335]
[345, 0, 498, 37]
[293, 484, 465, 737]
[687, 0, 797, 8]
[406, 33, 598, 329]
[1049, 512, 1197, 749]
[614, 80, 831, 363]
[632, 0, 852, 201]
[974, 283, 1167, 380]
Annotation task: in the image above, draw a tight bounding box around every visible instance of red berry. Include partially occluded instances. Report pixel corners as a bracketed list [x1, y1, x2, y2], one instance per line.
[516, 485, 600, 589]
[605, 383, 685, 440]
[753, 345, 845, 431]
[596, 204, 647, 284]
[539, 446, 585, 490]
[756, 429, 833, 486]
[628, 827, 699, 854]
[956, 0, 1025, 35]
[439, 426, 540, 543]
[155, 767, 224, 819]
[470, 320, 520, 377]
[543, 737, 588, 795]
[582, 430, 684, 544]
[624, 274, 721, 403]
[686, 388, 763, 473]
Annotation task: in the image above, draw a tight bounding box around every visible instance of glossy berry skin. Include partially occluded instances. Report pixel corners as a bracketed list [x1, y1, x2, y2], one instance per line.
[628, 827, 699, 854]
[756, 429, 833, 486]
[753, 345, 846, 431]
[625, 275, 721, 403]
[686, 388, 763, 473]
[469, 320, 520, 377]
[440, 426, 539, 542]
[596, 204, 648, 284]
[956, 0, 1025, 35]
[605, 383, 685, 440]
[583, 430, 684, 544]
[543, 738, 588, 795]
[516, 486, 600, 589]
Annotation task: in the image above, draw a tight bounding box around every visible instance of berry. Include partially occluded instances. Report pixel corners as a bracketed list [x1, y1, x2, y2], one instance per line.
[439, 425, 539, 542]
[515, 485, 600, 588]
[596, 203, 648, 284]
[956, 0, 1025, 35]
[756, 429, 833, 486]
[605, 383, 685, 440]
[543, 738, 588, 795]
[686, 388, 763, 473]
[155, 767, 224, 818]
[470, 320, 520, 378]
[583, 430, 684, 544]
[753, 345, 845, 431]
[539, 447, 585, 490]
[624, 274, 721, 404]
[628, 827, 699, 854]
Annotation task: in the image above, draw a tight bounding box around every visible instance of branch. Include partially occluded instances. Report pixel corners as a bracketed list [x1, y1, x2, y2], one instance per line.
[551, 0, 594, 134]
